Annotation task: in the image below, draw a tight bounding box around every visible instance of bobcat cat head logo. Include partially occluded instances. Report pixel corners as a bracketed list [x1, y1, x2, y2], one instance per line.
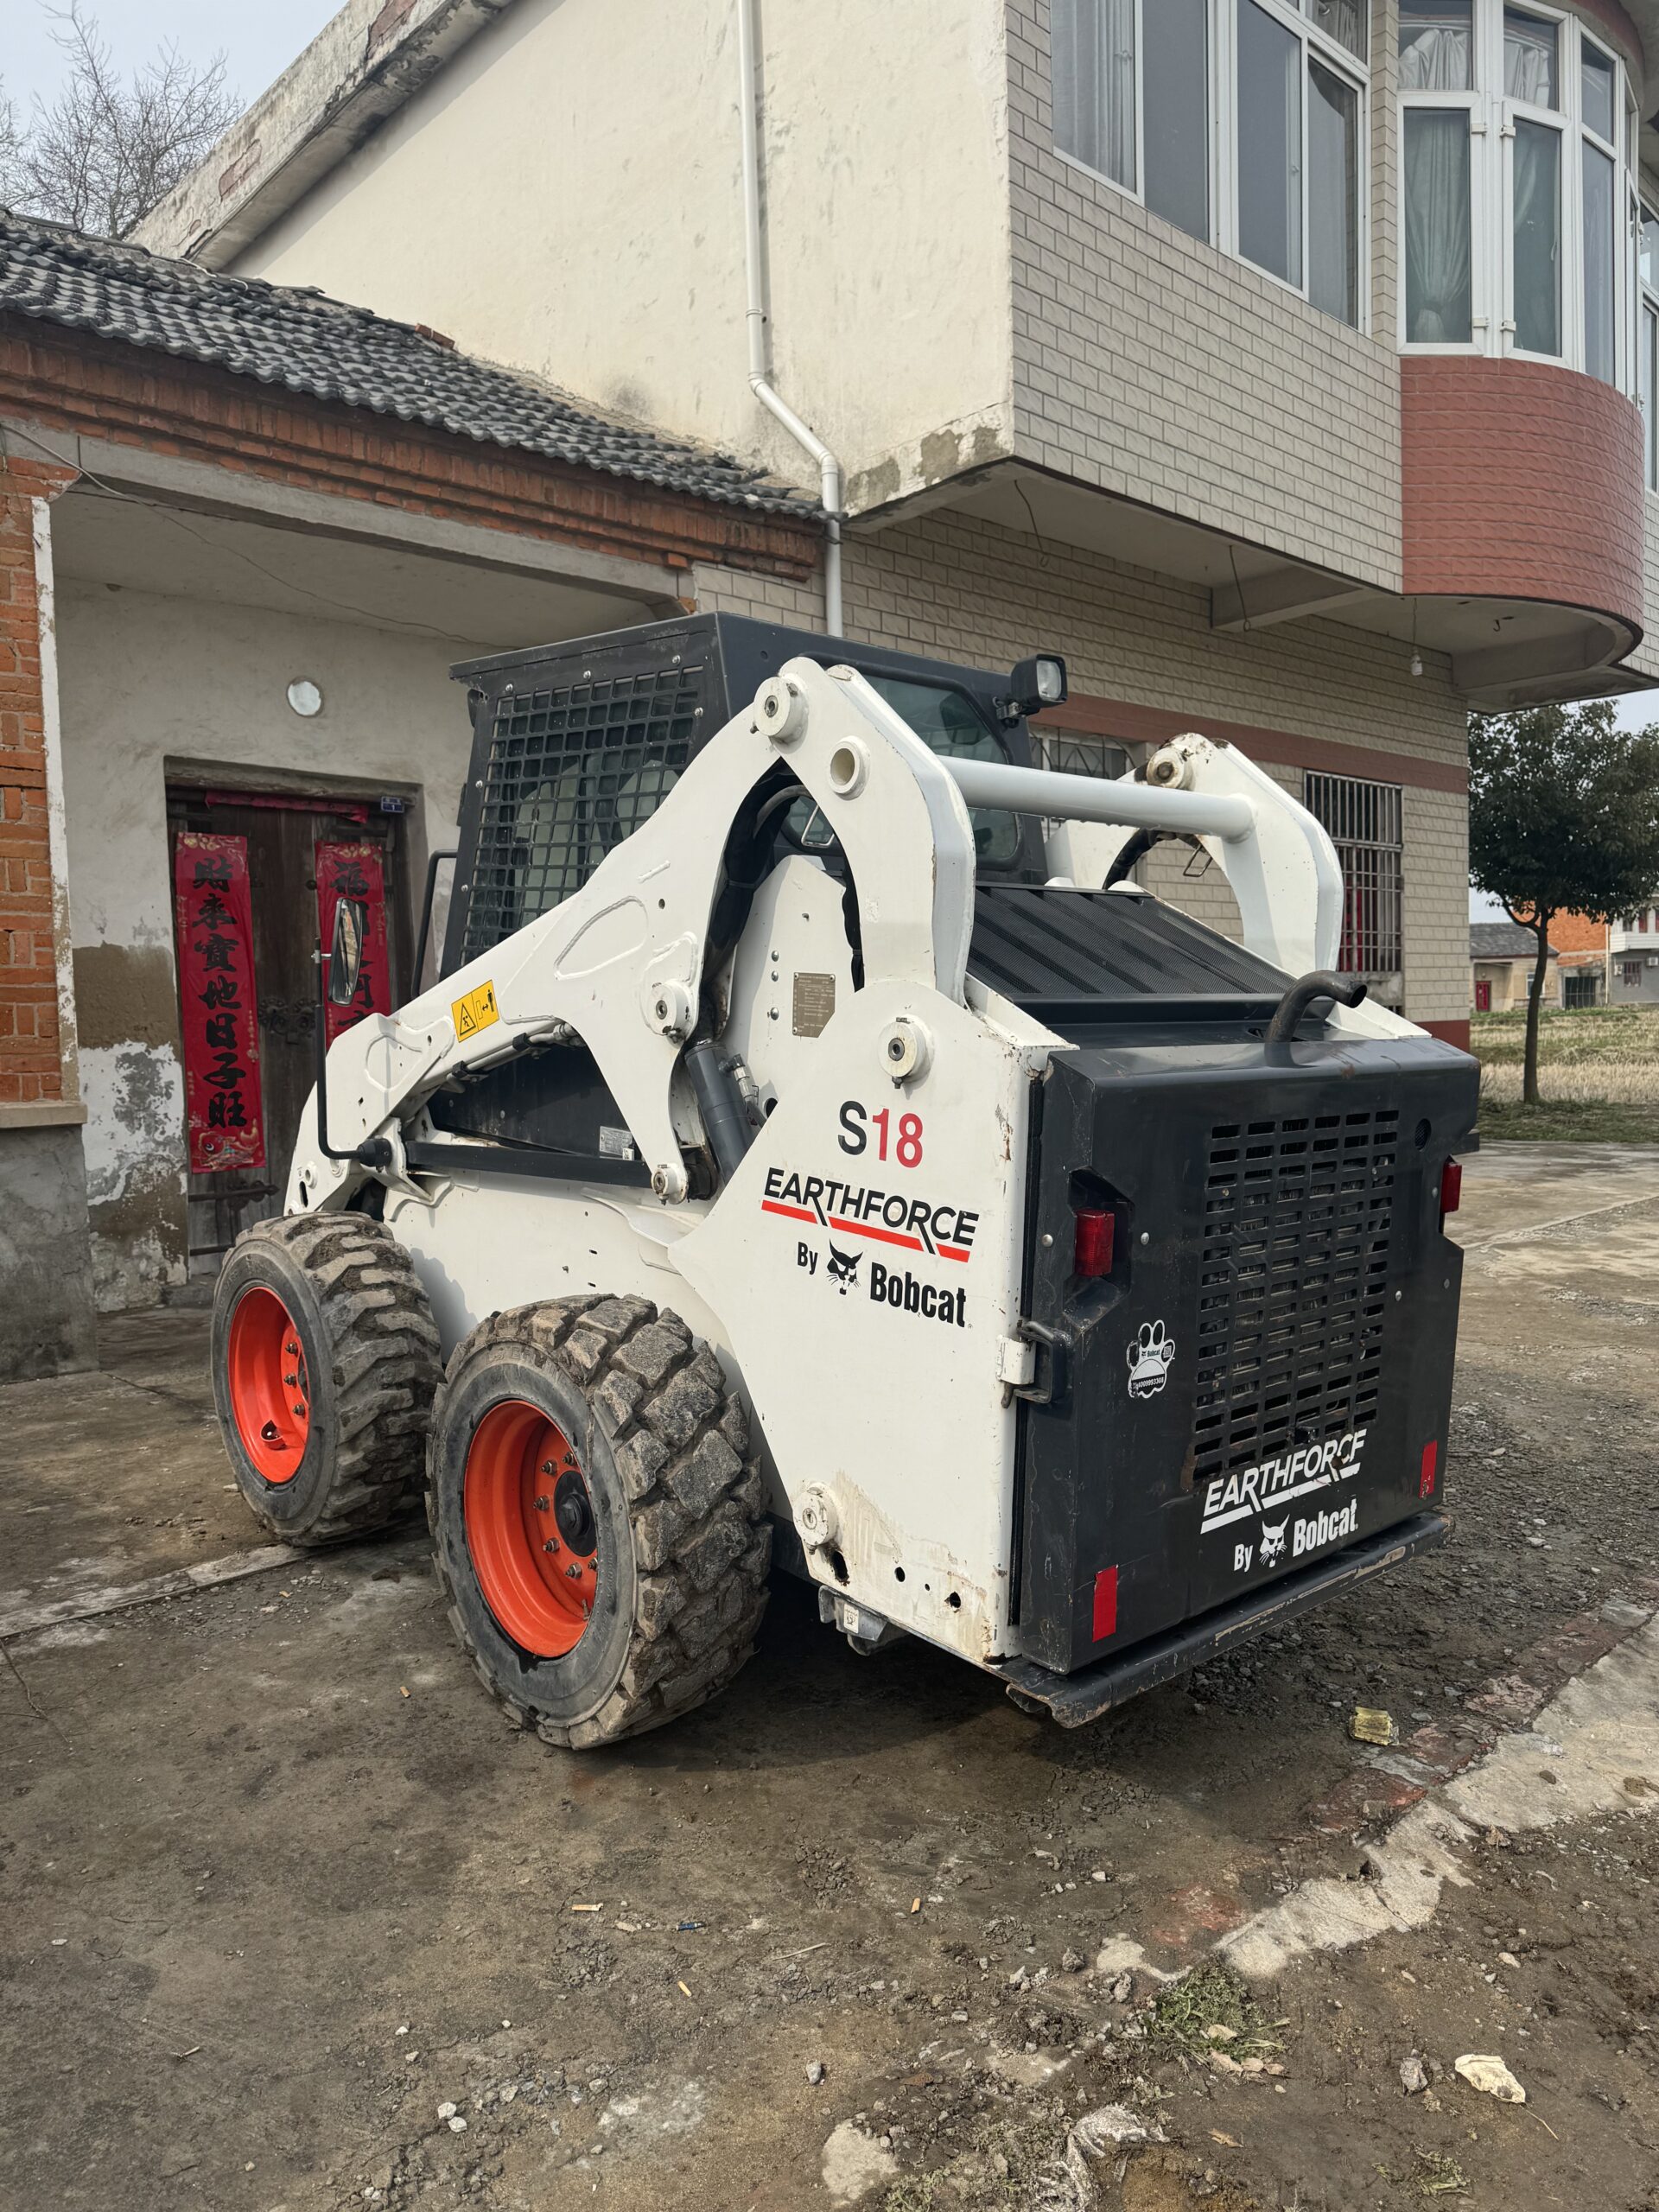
[1126, 1319, 1175, 1399]
[826, 1244, 861, 1294]
[1260, 1517, 1288, 1566]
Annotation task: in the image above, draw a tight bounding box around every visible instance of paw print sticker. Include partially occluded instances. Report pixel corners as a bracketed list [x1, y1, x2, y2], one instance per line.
[1126, 1319, 1175, 1401]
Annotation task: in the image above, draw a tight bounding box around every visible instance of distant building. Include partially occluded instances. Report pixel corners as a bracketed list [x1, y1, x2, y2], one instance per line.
[1610, 904, 1659, 1001]
[1548, 913, 1610, 1007]
[1471, 923, 1559, 1014]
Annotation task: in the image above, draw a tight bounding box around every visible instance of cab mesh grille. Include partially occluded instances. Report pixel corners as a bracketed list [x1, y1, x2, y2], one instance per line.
[461, 665, 702, 961]
[1192, 1109, 1397, 1484]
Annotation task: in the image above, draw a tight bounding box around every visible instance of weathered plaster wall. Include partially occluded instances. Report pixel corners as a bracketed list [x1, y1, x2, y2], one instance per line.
[226, 0, 1014, 516]
[56, 582, 475, 1310]
[0, 1124, 98, 1376]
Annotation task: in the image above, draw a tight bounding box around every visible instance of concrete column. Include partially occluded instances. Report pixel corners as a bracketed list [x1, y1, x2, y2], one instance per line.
[0, 452, 96, 1377]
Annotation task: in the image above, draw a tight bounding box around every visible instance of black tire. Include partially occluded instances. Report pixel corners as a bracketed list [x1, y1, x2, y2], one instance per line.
[211, 1212, 442, 1545]
[427, 1296, 770, 1750]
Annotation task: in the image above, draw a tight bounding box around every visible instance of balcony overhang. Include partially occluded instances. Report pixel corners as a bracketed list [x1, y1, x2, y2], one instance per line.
[854, 455, 1648, 711]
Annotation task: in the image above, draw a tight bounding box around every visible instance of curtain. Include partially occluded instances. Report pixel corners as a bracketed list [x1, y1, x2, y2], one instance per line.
[1308, 0, 1366, 61]
[1504, 15, 1555, 106]
[1511, 118, 1560, 353]
[1402, 108, 1471, 341]
[1399, 24, 1471, 92]
[1051, 0, 1135, 188]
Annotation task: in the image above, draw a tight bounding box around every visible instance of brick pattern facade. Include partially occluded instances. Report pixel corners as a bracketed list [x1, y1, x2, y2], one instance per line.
[1402, 355, 1646, 626]
[1002, 0, 1404, 594]
[0, 453, 74, 1110]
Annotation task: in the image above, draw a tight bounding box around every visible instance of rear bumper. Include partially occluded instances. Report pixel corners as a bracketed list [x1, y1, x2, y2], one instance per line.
[994, 1510, 1450, 1728]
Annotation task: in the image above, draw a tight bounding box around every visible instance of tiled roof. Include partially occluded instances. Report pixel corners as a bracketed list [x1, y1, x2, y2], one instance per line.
[0, 210, 817, 518]
[1471, 922, 1555, 958]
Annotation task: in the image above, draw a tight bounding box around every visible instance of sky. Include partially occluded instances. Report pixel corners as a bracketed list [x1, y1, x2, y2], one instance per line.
[2, 0, 337, 115]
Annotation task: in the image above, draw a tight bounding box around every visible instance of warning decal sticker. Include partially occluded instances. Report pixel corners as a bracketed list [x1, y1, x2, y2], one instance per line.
[451, 981, 499, 1041]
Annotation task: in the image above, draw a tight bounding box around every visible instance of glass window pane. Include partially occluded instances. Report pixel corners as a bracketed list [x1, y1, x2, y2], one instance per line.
[1643, 207, 1659, 295]
[1307, 0, 1367, 61]
[868, 679, 1023, 868]
[1504, 8, 1557, 108]
[1583, 142, 1616, 384]
[1308, 60, 1359, 323]
[1512, 118, 1560, 354]
[1644, 302, 1658, 489]
[1237, 0, 1302, 289]
[1399, 0, 1471, 89]
[1403, 108, 1472, 341]
[1580, 42, 1616, 143]
[1052, 0, 1137, 188]
[1144, 0, 1210, 240]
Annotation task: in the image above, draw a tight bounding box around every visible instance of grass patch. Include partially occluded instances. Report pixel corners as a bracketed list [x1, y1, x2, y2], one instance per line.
[1413, 2150, 1470, 2197]
[1471, 1006, 1659, 1140]
[1146, 1964, 1279, 2062]
[1476, 1097, 1659, 1145]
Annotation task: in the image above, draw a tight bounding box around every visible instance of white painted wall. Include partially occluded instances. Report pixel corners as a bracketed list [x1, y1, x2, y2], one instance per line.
[229, 0, 1014, 515]
[56, 581, 477, 1308]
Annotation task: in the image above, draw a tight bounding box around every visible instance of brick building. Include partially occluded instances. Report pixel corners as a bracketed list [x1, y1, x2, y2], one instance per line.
[0, 212, 820, 1376]
[135, 0, 1659, 1046]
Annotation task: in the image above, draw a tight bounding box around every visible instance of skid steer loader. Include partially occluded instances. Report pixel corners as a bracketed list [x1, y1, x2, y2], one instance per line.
[210, 615, 1477, 1748]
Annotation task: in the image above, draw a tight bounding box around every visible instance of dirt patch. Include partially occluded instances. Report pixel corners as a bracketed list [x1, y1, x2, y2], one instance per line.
[2, 1157, 1658, 2210]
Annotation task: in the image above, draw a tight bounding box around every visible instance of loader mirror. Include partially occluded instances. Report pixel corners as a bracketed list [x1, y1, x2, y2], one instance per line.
[327, 899, 368, 1007]
[1004, 652, 1068, 721]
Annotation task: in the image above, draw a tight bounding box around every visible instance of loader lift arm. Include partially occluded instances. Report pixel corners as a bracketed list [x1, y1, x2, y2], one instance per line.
[286, 662, 1355, 1217]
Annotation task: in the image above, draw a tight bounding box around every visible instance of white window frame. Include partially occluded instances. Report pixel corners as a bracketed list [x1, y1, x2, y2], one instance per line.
[1639, 200, 1659, 490]
[1399, 1, 1640, 393]
[1051, 0, 1371, 334]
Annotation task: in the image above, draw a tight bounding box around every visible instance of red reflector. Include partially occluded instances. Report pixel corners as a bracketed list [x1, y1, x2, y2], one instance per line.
[1074, 1208, 1115, 1278]
[1092, 1566, 1119, 1642]
[1420, 1441, 1439, 1498]
[1440, 1160, 1463, 1217]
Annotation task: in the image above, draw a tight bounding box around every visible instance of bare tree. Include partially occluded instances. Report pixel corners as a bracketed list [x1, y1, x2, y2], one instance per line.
[0, 4, 239, 239]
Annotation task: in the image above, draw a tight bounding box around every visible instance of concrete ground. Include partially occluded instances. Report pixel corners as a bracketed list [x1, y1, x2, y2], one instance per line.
[3, 1146, 1659, 2212]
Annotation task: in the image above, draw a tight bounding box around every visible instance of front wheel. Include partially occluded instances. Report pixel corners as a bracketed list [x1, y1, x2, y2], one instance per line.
[210, 1213, 442, 1544]
[427, 1297, 770, 1749]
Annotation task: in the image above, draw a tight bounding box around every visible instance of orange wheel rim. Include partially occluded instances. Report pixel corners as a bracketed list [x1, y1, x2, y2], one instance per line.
[463, 1401, 597, 1657]
[227, 1286, 311, 1484]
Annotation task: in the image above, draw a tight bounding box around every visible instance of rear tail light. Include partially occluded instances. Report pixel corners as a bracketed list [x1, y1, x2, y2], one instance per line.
[1091, 1566, 1119, 1642]
[1074, 1207, 1115, 1279]
[1440, 1160, 1463, 1218]
[1420, 1441, 1440, 1498]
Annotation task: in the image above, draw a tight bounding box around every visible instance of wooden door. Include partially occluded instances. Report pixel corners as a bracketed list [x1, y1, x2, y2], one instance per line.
[168, 790, 410, 1275]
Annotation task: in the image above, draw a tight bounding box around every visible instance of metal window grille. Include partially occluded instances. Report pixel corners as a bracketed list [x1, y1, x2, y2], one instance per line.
[1303, 771, 1403, 977]
[1040, 734, 1133, 781]
[461, 665, 704, 962]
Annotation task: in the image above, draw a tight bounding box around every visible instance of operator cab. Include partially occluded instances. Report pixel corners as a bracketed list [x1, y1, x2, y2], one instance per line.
[442, 614, 1071, 976]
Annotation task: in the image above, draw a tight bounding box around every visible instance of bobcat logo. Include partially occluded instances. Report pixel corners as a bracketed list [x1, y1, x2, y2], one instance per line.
[1126, 1319, 1175, 1400]
[1260, 1517, 1288, 1566]
[826, 1244, 861, 1294]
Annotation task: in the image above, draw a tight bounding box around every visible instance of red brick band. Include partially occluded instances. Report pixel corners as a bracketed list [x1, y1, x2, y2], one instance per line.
[1041, 691, 1469, 795]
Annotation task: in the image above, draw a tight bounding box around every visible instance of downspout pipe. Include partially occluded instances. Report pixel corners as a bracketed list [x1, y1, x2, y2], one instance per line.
[736, 0, 844, 636]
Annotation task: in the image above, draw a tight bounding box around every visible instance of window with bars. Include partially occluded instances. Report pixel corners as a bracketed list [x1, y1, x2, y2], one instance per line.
[1039, 733, 1134, 780]
[1303, 770, 1402, 976]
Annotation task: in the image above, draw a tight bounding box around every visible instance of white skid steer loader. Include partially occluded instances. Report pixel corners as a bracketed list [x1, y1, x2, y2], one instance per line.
[210, 616, 1477, 1749]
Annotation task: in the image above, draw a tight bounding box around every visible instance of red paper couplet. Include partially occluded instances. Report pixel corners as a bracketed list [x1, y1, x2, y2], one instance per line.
[315, 841, 392, 1046]
[173, 831, 267, 1173]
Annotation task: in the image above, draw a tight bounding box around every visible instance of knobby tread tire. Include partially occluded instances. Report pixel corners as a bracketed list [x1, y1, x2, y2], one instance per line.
[428, 1295, 770, 1750]
[216, 1212, 442, 1545]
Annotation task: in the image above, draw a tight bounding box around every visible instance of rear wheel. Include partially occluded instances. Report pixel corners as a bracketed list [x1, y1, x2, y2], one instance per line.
[211, 1213, 442, 1544]
[428, 1297, 770, 1749]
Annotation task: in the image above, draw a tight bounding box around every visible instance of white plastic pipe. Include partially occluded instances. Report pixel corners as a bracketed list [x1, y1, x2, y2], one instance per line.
[737, 0, 843, 634]
[945, 758, 1255, 842]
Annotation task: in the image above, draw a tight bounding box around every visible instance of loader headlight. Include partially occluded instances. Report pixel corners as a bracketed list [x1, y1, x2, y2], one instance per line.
[1005, 652, 1069, 721]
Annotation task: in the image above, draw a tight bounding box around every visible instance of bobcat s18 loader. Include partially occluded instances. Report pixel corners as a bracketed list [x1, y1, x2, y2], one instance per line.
[211, 615, 1478, 1748]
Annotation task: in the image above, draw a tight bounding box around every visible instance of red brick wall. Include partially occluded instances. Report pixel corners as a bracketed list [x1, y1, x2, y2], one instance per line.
[1402, 357, 1644, 631]
[0, 454, 75, 1108]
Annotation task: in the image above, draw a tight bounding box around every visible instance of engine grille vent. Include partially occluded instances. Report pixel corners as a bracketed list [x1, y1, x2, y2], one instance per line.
[461, 665, 702, 961]
[1192, 1109, 1397, 1485]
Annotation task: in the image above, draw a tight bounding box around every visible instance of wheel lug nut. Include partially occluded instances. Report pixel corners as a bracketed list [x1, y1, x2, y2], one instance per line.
[534, 1496, 550, 1511]
[542, 1459, 556, 1474]
[543, 1539, 559, 1554]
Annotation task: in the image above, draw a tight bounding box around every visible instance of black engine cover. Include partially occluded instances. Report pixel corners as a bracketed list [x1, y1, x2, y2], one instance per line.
[1014, 1028, 1479, 1675]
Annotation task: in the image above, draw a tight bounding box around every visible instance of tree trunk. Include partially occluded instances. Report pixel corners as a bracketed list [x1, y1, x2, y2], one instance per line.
[1522, 914, 1553, 1107]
